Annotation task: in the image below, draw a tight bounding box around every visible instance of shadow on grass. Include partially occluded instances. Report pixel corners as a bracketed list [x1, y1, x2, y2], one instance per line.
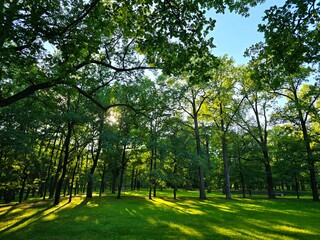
[0, 193, 319, 240]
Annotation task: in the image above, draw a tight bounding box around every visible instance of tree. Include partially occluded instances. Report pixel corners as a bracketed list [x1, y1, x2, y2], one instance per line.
[270, 69, 320, 201]
[259, 0, 320, 74]
[175, 82, 208, 199]
[269, 125, 307, 198]
[237, 69, 276, 199]
[206, 56, 244, 199]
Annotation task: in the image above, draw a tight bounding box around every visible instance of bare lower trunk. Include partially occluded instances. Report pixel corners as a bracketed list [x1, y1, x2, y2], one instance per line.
[263, 151, 275, 199]
[222, 133, 231, 199]
[117, 144, 127, 199]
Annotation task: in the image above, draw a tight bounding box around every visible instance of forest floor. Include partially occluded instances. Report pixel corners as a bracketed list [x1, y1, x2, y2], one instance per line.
[0, 190, 319, 240]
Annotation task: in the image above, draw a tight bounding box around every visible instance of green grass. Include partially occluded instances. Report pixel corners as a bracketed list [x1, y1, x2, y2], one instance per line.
[0, 190, 319, 240]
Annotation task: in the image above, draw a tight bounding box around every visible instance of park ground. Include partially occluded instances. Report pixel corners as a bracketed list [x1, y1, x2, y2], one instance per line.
[0, 190, 319, 240]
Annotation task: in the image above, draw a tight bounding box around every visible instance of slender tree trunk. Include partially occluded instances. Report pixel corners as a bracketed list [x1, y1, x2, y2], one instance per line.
[69, 155, 80, 203]
[149, 153, 153, 200]
[54, 120, 73, 205]
[49, 136, 64, 199]
[134, 170, 138, 190]
[173, 158, 178, 200]
[130, 166, 135, 191]
[43, 129, 60, 200]
[117, 144, 127, 199]
[262, 149, 275, 199]
[153, 148, 157, 198]
[99, 161, 107, 197]
[221, 132, 231, 199]
[293, 173, 300, 199]
[19, 166, 28, 203]
[193, 105, 206, 199]
[237, 152, 246, 198]
[86, 113, 104, 198]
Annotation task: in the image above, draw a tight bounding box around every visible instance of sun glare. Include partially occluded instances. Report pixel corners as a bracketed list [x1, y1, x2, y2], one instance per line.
[106, 110, 119, 125]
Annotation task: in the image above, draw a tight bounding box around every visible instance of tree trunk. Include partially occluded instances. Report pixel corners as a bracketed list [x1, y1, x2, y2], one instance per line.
[130, 166, 135, 191]
[54, 119, 73, 205]
[19, 165, 28, 203]
[149, 154, 153, 200]
[43, 129, 60, 200]
[153, 148, 157, 198]
[69, 155, 80, 203]
[173, 157, 178, 200]
[86, 114, 104, 198]
[99, 161, 107, 197]
[237, 153, 246, 198]
[117, 144, 127, 199]
[221, 132, 231, 199]
[294, 173, 300, 199]
[301, 119, 319, 201]
[263, 149, 275, 199]
[193, 102, 206, 200]
[111, 168, 118, 194]
[49, 136, 64, 199]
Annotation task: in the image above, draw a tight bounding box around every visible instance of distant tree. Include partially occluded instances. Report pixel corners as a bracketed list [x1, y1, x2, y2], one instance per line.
[269, 125, 307, 198]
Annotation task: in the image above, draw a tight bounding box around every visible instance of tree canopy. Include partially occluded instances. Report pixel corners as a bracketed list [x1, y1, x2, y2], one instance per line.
[0, 0, 319, 204]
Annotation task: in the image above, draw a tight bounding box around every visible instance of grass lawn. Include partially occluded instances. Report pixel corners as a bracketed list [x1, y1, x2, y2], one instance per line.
[0, 190, 319, 240]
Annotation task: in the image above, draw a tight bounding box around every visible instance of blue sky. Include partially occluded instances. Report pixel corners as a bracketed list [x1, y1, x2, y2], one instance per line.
[207, 0, 285, 65]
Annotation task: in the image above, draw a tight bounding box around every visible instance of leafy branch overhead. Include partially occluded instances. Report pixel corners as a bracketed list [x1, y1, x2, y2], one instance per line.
[1, 0, 264, 107]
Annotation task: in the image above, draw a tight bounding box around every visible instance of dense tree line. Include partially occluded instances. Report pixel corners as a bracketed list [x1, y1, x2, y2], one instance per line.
[0, 0, 319, 204]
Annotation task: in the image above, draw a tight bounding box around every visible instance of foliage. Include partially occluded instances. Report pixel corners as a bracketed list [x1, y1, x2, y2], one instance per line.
[258, 0, 320, 73]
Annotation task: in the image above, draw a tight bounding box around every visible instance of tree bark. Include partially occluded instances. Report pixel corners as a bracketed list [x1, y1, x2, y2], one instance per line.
[69, 155, 80, 203]
[262, 148, 275, 199]
[300, 118, 319, 201]
[221, 132, 231, 199]
[86, 113, 104, 198]
[192, 98, 206, 199]
[54, 119, 73, 205]
[117, 144, 127, 199]
[237, 153, 246, 198]
[18, 166, 28, 203]
[99, 161, 107, 197]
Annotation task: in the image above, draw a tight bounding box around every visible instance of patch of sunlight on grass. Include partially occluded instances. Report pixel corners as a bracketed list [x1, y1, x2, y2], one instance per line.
[234, 203, 266, 212]
[86, 201, 99, 208]
[1, 209, 40, 233]
[164, 221, 203, 238]
[209, 225, 242, 238]
[156, 219, 203, 238]
[215, 204, 237, 213]
[75, 216, 89, 221]
[273, 225, 315, 235]
[41, 214, 58, 221]
[0, 205, 12, 216]
[199, 200, 238, 213]
[151, 198, 204, 215]
[2, 197, 86, 233]
[240, 219, 307, 240]
[209, 225, 296, 240]
[0, 208, 40, 231]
